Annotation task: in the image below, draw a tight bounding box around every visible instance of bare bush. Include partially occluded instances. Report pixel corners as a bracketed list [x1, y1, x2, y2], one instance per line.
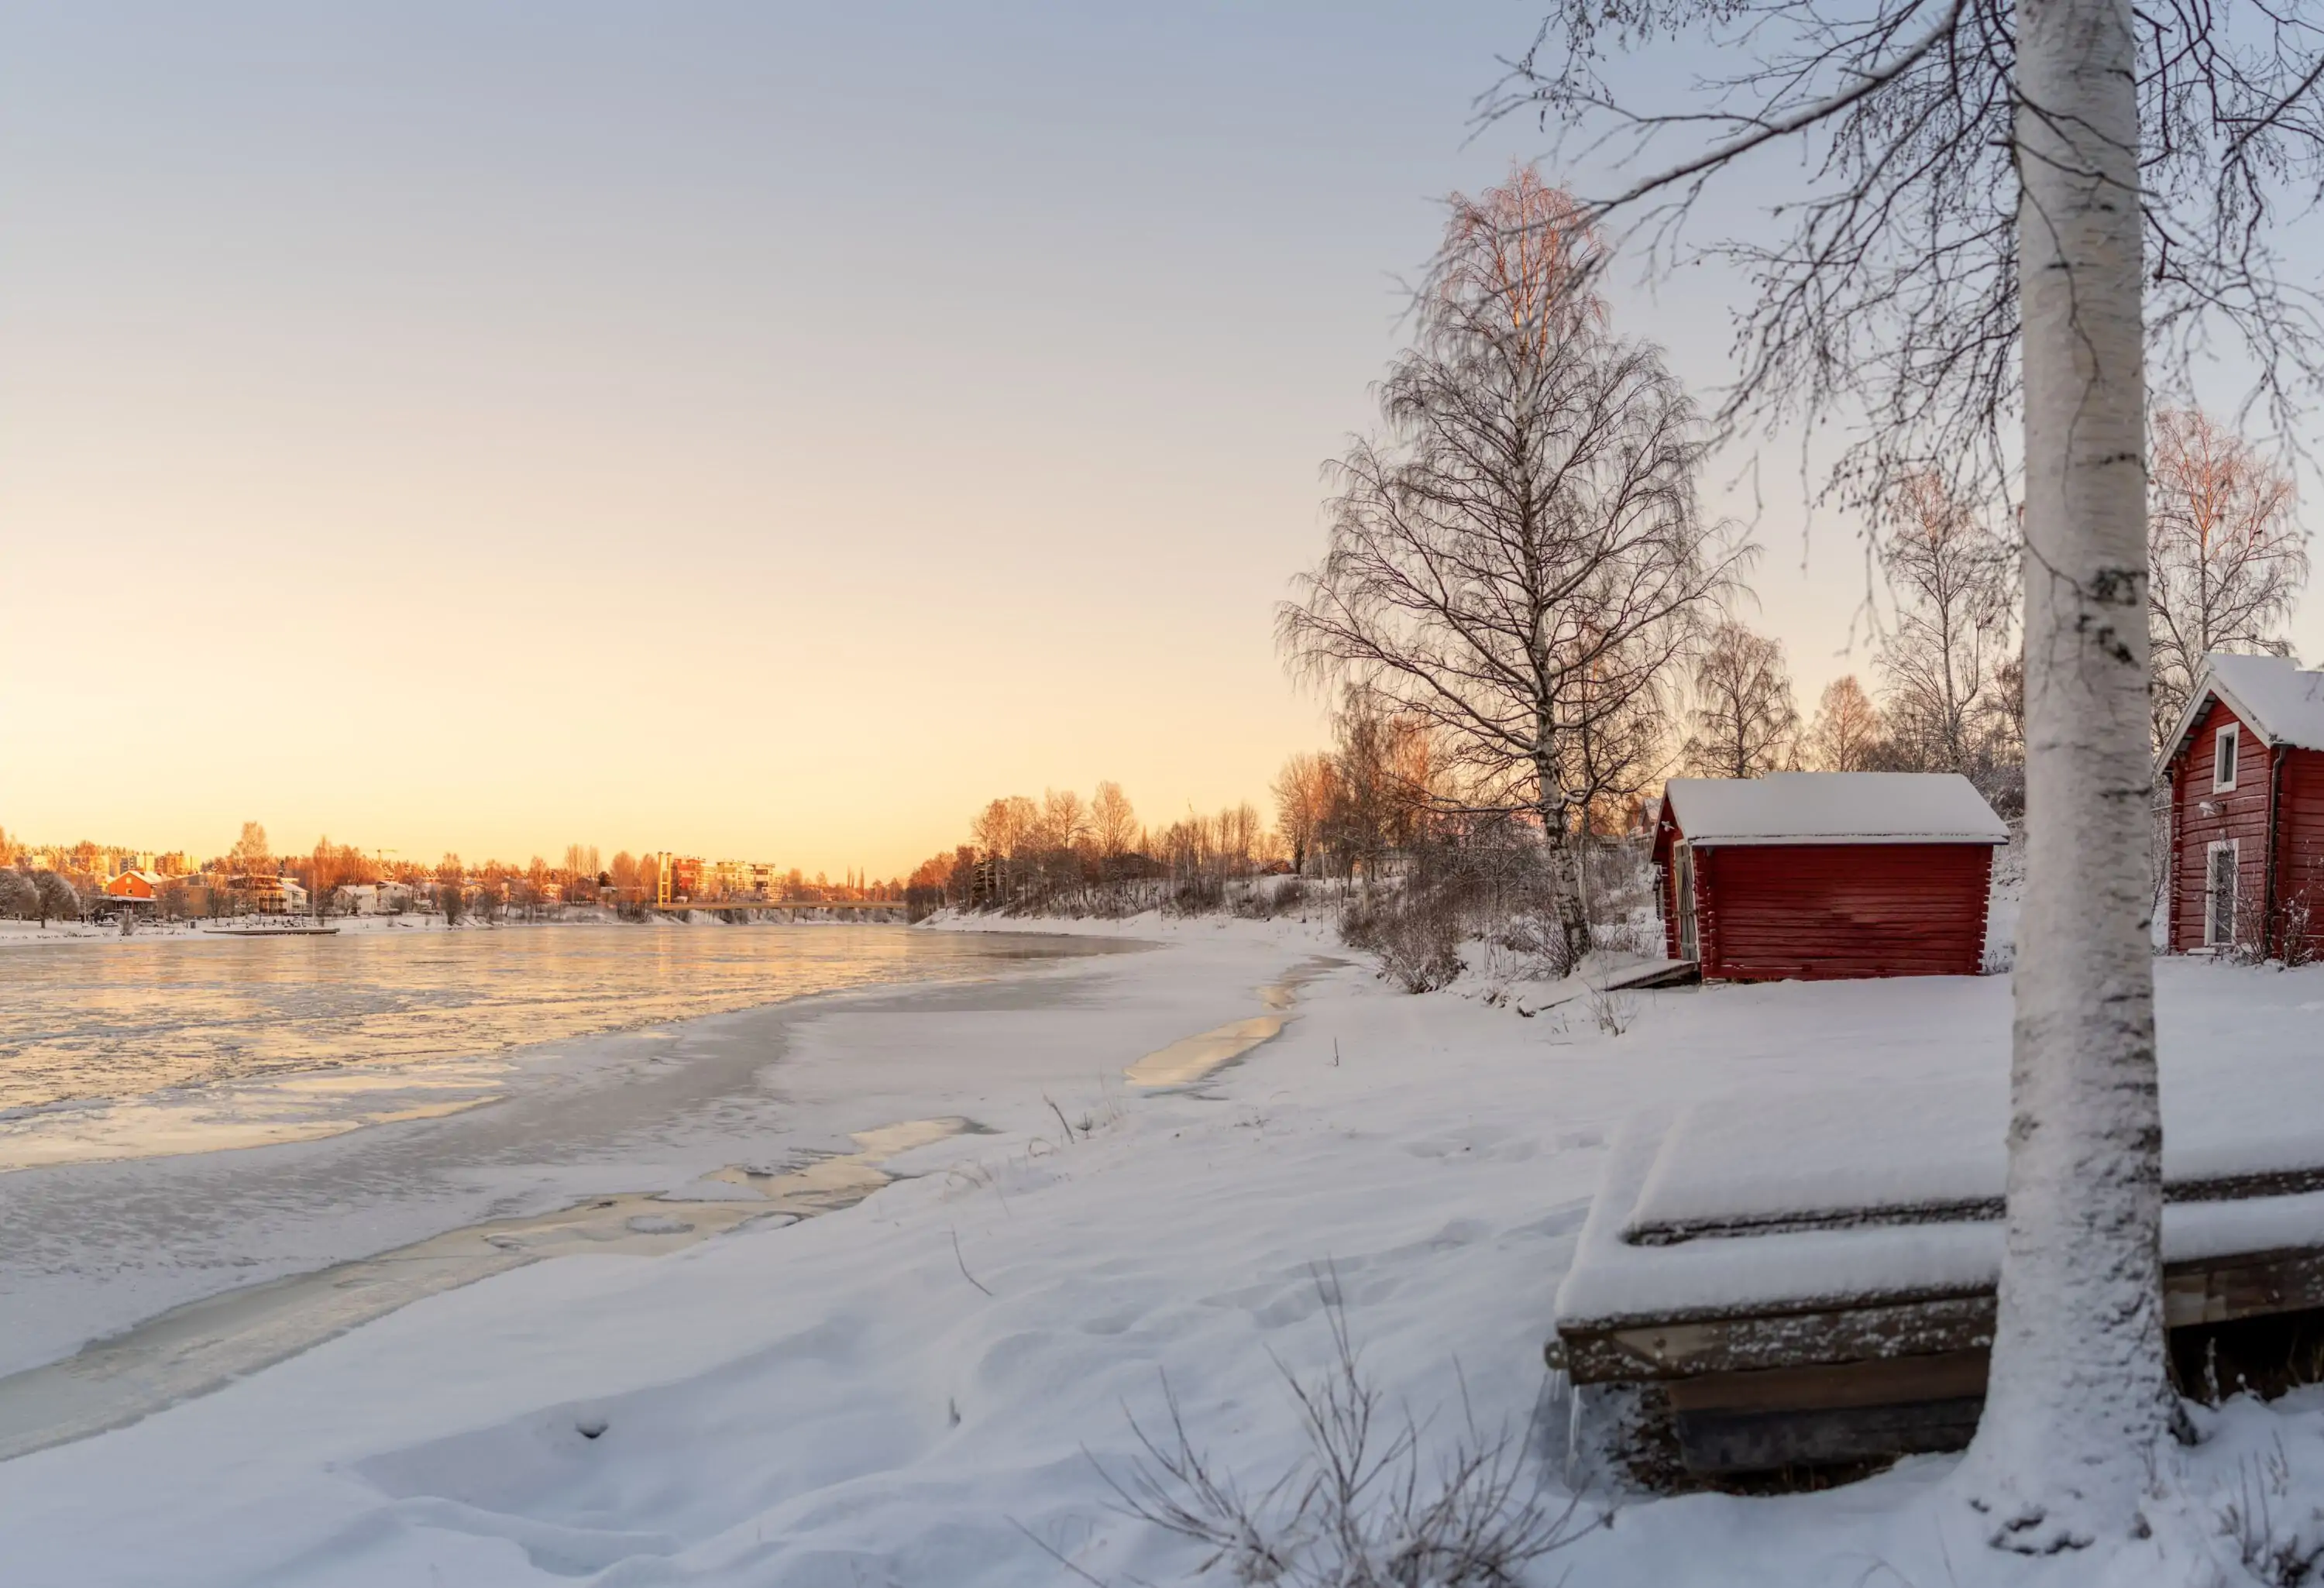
[2216, 1439, 2324, 1587]
[1093, 1278, 1590, 1586]
[1344, 830, 1660, 992]
[1586, 986, 1638, 1036]
[1354, 896, 1465, 994]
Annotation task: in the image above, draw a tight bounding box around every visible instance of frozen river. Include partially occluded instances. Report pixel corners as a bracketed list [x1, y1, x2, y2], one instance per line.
[0, 923, 1148, 1383]
[0, 924, 1095, 1167]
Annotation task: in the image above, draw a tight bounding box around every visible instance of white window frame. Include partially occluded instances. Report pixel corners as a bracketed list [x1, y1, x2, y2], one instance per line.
[2205, 838, 2240, 949]
[2215, 723, 2241, 792]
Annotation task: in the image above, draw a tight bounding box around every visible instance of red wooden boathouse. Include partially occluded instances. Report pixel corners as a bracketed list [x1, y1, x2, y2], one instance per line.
[2161, 652, 2324, 959]
[1652, 772, 2009, 981]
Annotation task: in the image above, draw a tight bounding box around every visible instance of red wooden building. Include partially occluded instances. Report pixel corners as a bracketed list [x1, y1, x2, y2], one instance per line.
[2160, 653, 2324, 959]
[1652, 772, 2009, 981]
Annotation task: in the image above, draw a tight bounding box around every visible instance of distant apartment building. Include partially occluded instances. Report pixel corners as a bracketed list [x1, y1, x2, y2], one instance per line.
[647, 853, 784, 904]
[654, 854, 704, 902]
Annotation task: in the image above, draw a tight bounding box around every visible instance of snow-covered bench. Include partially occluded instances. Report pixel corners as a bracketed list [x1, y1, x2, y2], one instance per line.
[1550, 1072, 2324, 1487]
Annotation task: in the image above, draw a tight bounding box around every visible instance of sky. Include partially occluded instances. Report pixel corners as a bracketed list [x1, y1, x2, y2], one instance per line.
[5, 3, 2320, 877]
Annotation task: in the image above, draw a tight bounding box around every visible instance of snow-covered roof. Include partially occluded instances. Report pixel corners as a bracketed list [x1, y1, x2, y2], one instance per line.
[2167, 651, 2324, 757]
[1660, 772, 2008, 847]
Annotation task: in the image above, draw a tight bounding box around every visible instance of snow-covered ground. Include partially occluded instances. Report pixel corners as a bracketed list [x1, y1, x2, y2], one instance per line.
[5, 915, 2323, 1585]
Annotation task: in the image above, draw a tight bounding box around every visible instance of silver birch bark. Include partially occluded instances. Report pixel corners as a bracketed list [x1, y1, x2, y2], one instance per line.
[1961, 0, 2171, 1545]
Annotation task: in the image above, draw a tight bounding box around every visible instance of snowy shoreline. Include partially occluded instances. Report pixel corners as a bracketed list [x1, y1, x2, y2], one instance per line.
[5, 918, 2322, 1585]
[0, 930, 1163, 1380]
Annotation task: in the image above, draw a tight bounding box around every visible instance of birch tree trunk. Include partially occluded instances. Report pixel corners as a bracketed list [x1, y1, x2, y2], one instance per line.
[1963, 0, 2171, 1547]
[1535, 744, 1591, 968]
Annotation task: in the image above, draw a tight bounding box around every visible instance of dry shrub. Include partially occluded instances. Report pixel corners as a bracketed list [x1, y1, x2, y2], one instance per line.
[1335, 831, 1666, 993]
[1233, 876, 1309, 921]
[2216, 1438, 2324, 1586]
[1089, 1275, 1591, 1586]
[1586, 986, 1638, 1036]
[1342, 884, 1466, 993]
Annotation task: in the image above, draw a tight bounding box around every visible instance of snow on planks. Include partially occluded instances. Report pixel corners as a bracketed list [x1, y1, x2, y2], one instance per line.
[1552, 1097, 2324, 1486]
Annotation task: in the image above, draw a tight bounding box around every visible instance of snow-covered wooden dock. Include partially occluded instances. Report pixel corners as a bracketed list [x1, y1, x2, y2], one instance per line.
[1552, 1080, 2324, 1485]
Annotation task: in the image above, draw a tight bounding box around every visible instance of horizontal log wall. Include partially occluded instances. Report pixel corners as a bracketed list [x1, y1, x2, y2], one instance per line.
[2274, 748, 2324, 961]
[1694, 844, 1992, 981]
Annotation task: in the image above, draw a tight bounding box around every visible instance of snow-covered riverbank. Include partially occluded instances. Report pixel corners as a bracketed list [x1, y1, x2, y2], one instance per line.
[4, 917, 2322, 1586]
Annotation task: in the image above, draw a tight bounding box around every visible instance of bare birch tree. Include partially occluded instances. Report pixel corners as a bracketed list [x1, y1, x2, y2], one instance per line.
[1876, 474, 2014, 774]
[2147, 406, 2309, 745]
[1807, 675, 1883, 771]
[1682, 620, 1800, 778]
[970, 797, 1037, 864]
[1322, 690, 1433, 885]
[1280, 166, 1748, 960]
[1271, 752, 1342, 876]
[228, 820, 270, 880]
[1090, 782, 1139, 860]
[1497, 0, 2324, 1550]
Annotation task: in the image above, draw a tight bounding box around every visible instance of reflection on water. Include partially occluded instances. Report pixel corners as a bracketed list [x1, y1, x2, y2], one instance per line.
[0, 926, 1060, 1115]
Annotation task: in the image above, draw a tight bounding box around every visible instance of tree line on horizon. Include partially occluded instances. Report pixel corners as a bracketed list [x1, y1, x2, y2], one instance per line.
[0, 821, 906, 926]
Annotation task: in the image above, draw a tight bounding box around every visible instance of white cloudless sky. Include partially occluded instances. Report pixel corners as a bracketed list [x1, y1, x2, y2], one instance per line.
[5, 2, 2316, 874]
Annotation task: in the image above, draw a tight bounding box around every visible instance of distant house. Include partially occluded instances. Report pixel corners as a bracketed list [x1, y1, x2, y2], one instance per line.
[1652, 772, 2009, 981]
[2159, 652, 2324, 959]
[236, 874, 305, 913]
[333, 883, 380, 915]
[103, 869, 165, 902]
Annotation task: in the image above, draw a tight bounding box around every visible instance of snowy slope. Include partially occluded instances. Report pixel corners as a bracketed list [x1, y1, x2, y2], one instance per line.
[1, 924, 2321, 1586]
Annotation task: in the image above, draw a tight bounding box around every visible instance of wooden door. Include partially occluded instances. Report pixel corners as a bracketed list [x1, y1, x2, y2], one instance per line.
[1675, 842, 1700, 961]
[2206, 839, 2239, 950]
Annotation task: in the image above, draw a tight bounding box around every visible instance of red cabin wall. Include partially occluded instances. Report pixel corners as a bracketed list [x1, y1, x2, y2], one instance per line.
[2167, 699, 2279, 954]
[1693, 843, 1993, 981]
[2277, 748, 2324, 961]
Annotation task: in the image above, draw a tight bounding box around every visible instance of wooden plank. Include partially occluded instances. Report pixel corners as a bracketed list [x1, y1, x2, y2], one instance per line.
[1560, 1292, 1996, 1382]
[2165, 1246, 2324, 1328]
[1561, 1246, 2324, 1383]
[1662, 1349, 1989, 1414]
[1600, 959, 1702, 992]
[1676, 1396, 1984, 1475]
